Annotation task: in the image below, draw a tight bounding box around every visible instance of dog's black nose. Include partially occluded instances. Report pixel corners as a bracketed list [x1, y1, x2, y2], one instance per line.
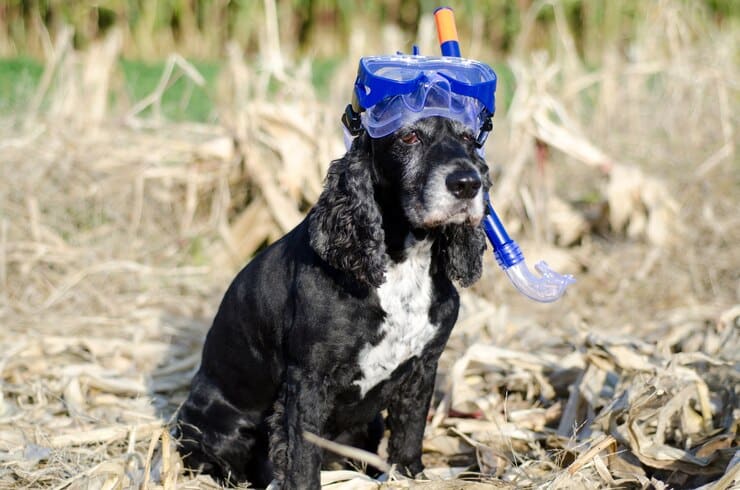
[445, 169, 481, 199]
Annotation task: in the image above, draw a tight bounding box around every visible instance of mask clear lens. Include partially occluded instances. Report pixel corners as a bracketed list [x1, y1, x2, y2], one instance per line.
[352, 55, 496, 139]
[361, 90, 484, 138]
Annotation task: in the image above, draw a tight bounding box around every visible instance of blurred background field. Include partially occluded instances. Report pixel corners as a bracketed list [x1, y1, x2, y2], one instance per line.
[0, 1, 738, 488]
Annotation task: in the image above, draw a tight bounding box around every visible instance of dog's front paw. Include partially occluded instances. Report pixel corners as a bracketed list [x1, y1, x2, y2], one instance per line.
[395, 461, 424, 479]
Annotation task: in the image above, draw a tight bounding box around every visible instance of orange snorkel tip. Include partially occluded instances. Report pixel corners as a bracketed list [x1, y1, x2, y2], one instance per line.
[434, 6, 461, 57]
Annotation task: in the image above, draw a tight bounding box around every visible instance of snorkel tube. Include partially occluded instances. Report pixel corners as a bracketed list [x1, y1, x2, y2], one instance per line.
[434, 7, 575, 302]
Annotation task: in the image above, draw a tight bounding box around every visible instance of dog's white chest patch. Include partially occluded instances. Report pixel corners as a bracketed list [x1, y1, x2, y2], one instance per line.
[354, 241, 436, 397]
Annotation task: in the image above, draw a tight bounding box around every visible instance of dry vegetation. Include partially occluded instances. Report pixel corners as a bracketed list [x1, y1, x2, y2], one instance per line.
[1, 1, 738, 489]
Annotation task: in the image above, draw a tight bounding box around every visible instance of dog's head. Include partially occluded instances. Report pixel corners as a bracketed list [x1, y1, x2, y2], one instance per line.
[309, 116, 489, 288]
[370, 116, 489, 229]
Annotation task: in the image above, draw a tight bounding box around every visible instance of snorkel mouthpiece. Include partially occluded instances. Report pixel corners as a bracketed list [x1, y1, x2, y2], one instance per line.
[483, 195, 575, 302]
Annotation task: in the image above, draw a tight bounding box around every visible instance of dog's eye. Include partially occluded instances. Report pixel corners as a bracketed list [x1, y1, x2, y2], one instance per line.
[461, 133, 475, 143]
[400, 131, 420, 145]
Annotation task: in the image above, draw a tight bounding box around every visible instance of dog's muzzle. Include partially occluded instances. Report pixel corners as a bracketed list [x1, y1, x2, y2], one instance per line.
[420, 164, 484, 227]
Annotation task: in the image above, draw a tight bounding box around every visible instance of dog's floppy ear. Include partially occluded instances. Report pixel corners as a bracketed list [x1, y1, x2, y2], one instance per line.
[436, 224, 487, 288]
[309, 134, 386, 287]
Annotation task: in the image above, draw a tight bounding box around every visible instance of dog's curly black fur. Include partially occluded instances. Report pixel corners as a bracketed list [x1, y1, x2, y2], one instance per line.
[309, 134, 387, 288]
[175, 116, 490, 488]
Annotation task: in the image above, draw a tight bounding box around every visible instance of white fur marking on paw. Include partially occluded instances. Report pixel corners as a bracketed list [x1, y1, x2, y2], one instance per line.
[354, 240, 437, 397]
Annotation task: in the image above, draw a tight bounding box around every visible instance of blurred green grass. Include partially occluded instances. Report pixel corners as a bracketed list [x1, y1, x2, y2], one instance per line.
[2, 1, 736, 61]
[1, 1, 734, 121]
[0, 57, 221, 120]
[0, 57, 43, 113]
[118, 59, 220, 121]
[0, 56, 515, 120]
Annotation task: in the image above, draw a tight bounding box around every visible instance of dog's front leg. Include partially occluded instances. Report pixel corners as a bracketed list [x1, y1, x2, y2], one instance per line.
[386, 357, 436, 477]
[269, 366, 328, 489]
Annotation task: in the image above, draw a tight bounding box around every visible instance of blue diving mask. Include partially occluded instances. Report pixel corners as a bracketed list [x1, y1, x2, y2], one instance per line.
[343, 54, 497, 145]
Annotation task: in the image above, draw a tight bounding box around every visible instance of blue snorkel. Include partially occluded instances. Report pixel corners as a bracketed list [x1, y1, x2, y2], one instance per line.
[435, 7, 574, 302]
[343, 7, 575, 302]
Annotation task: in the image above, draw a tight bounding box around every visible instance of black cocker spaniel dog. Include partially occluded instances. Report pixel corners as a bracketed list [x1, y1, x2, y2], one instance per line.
[175, 116, 490, 488]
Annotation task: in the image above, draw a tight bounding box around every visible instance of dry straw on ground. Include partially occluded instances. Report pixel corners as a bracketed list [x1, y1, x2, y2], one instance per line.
[1, 2, 738, 489]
